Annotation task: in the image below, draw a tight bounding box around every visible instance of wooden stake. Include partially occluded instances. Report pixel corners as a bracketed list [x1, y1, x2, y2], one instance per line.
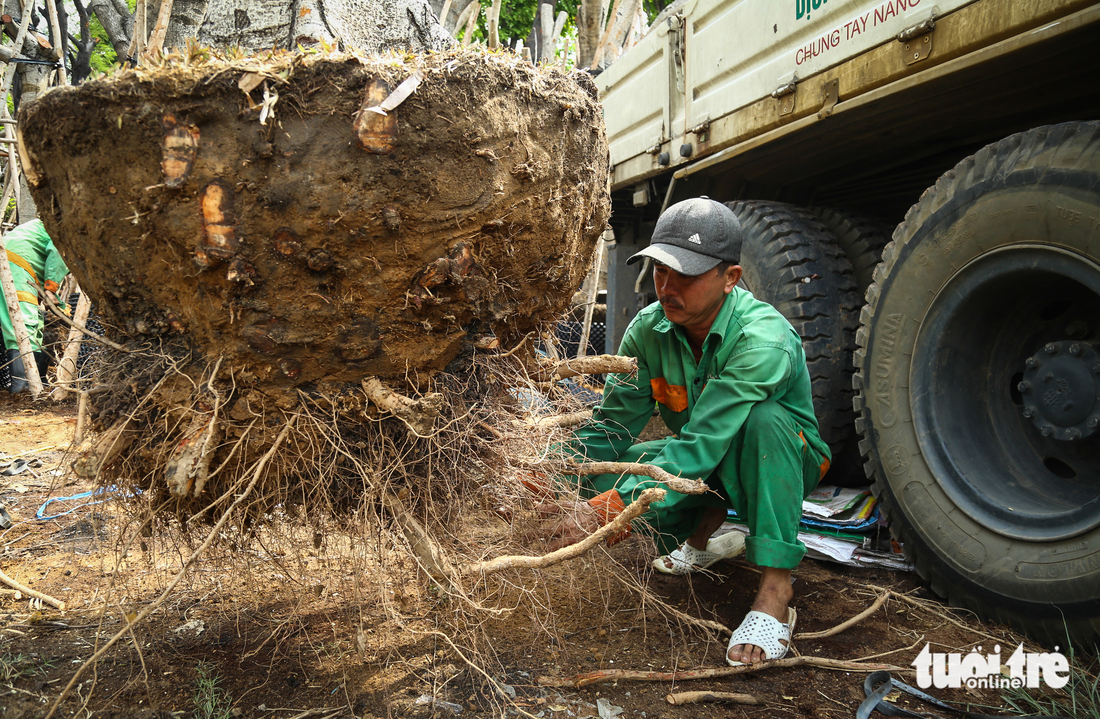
[487, 0, 503, 48]
[126, 0, 148, 61]
[439, 0, 454, 27]
[576, 236, 606, 359]
[588, 0, 625, 69]
[144, 0, 176, 60]
[460, 2, 481, 46]
[45, 0, 67, 84]
[50, 291, 92, 401]
[539, 4, 554, 62]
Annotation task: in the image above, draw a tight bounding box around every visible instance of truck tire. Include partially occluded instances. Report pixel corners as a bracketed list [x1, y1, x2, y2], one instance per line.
[854, 121, 1100, 646]
[725, 201, 860, 460]
[810, 208, 893, 294]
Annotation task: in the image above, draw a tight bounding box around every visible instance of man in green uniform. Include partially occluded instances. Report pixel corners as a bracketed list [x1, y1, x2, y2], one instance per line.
[0, 219, 69, 393]
[541, 198, 829, 665]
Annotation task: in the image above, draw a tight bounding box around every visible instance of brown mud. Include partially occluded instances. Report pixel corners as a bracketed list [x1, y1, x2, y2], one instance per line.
[14, 50, 609, 515]
[0, 406, 1083, 719]
[18, 50, 609, 393]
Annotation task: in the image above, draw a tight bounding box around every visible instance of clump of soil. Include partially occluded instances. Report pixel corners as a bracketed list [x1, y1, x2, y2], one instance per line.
[16, 49, 610, 513]
[19, 49, 609, 391]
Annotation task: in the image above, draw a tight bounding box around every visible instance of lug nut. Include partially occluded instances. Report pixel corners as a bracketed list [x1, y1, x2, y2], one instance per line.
[1069, 343, 1082, 356]
[1045, 343, 1058, 354]
[1025, 357, 1039, 368]
[1018, 381, 1031, 393]
[1023, 407, 1036, 418]
[1093, 363, 1100, 374]
[1089, 416, 1100, 429]
[1040, 426, 1053, 437]
[1065, 428, 1082, 441]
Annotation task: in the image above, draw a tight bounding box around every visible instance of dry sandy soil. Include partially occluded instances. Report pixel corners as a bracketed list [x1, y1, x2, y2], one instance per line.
[0, 401, 1081, 719]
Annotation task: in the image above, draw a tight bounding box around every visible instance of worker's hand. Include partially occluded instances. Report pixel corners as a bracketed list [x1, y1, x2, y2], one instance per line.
[535, 498, 600, 551]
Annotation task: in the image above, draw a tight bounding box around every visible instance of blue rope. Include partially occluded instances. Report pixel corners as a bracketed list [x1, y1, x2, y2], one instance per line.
[35, 486, 139, 521]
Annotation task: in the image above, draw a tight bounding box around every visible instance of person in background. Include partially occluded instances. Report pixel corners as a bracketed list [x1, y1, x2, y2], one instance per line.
[0, 219, 69, 393]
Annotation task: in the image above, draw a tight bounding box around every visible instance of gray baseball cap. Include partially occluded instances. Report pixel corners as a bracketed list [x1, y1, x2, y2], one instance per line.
[627, 197, 743, 276]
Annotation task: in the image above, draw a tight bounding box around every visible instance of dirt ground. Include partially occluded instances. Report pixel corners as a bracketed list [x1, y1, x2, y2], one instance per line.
[0, 402, 1082, 719]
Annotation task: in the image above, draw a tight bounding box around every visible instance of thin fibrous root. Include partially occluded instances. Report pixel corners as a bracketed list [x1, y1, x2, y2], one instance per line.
[537, 656, 909, 688]
[362, 377, 444, 435]
[461, 487, 667, 576]
[43, 413, 298, 719]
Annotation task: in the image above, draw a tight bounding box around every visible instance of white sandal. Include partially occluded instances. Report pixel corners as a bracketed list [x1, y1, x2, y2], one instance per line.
[726, 607, 797, 666]
[652, 531, 745, 575]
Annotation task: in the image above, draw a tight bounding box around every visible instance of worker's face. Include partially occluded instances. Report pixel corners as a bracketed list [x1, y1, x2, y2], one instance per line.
[654, 262, 742, 331]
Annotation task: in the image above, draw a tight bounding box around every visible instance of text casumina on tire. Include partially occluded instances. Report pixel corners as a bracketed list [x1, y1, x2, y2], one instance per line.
[854, 121, 1100, 646]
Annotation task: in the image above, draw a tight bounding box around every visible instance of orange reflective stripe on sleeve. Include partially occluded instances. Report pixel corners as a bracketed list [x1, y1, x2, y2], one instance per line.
[650, 377, 688, 413]
[15, 291, 38, 305]
[6, 250, 38, 285]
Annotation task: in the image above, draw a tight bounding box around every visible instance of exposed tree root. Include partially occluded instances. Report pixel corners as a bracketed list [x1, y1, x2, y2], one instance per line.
[362, 377, 444, 436]
[795, 589, 891, 640]
[0, 568, 66, 610]
[382, 491, 458, 587]
[666, 691, 760, 706]
[561, 461, 710, 496]
[541, 354, 636, 380]
[461, 487, 669, 575]
[538, 656, 909, 688]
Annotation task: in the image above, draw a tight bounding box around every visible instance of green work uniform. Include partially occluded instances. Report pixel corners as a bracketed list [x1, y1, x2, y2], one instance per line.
[565, 286, 830, 569]
[0, 219, 68, 352]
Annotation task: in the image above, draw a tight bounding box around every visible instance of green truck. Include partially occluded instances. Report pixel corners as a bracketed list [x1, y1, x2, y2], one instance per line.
[595, 0, 1100, 645]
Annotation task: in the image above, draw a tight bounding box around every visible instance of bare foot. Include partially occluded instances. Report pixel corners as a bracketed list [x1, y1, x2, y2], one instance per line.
[727, 567, 794, 664]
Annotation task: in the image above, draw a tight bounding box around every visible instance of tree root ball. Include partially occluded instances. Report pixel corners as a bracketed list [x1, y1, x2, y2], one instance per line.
[18, 50, 611, 391]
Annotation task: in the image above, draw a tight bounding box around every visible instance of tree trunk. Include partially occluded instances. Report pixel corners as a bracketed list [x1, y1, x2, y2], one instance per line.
[160, 0, 453, 54]
[576, 0, 602, 69]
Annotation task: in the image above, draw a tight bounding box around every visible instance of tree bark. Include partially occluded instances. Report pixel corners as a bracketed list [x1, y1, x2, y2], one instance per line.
[168, 0, 454, 54]
[87, 0, 132, 57]
[576, 0, 602, 69]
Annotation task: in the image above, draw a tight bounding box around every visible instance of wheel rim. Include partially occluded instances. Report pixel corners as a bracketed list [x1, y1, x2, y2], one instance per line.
[909, 245, 1100, 542]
